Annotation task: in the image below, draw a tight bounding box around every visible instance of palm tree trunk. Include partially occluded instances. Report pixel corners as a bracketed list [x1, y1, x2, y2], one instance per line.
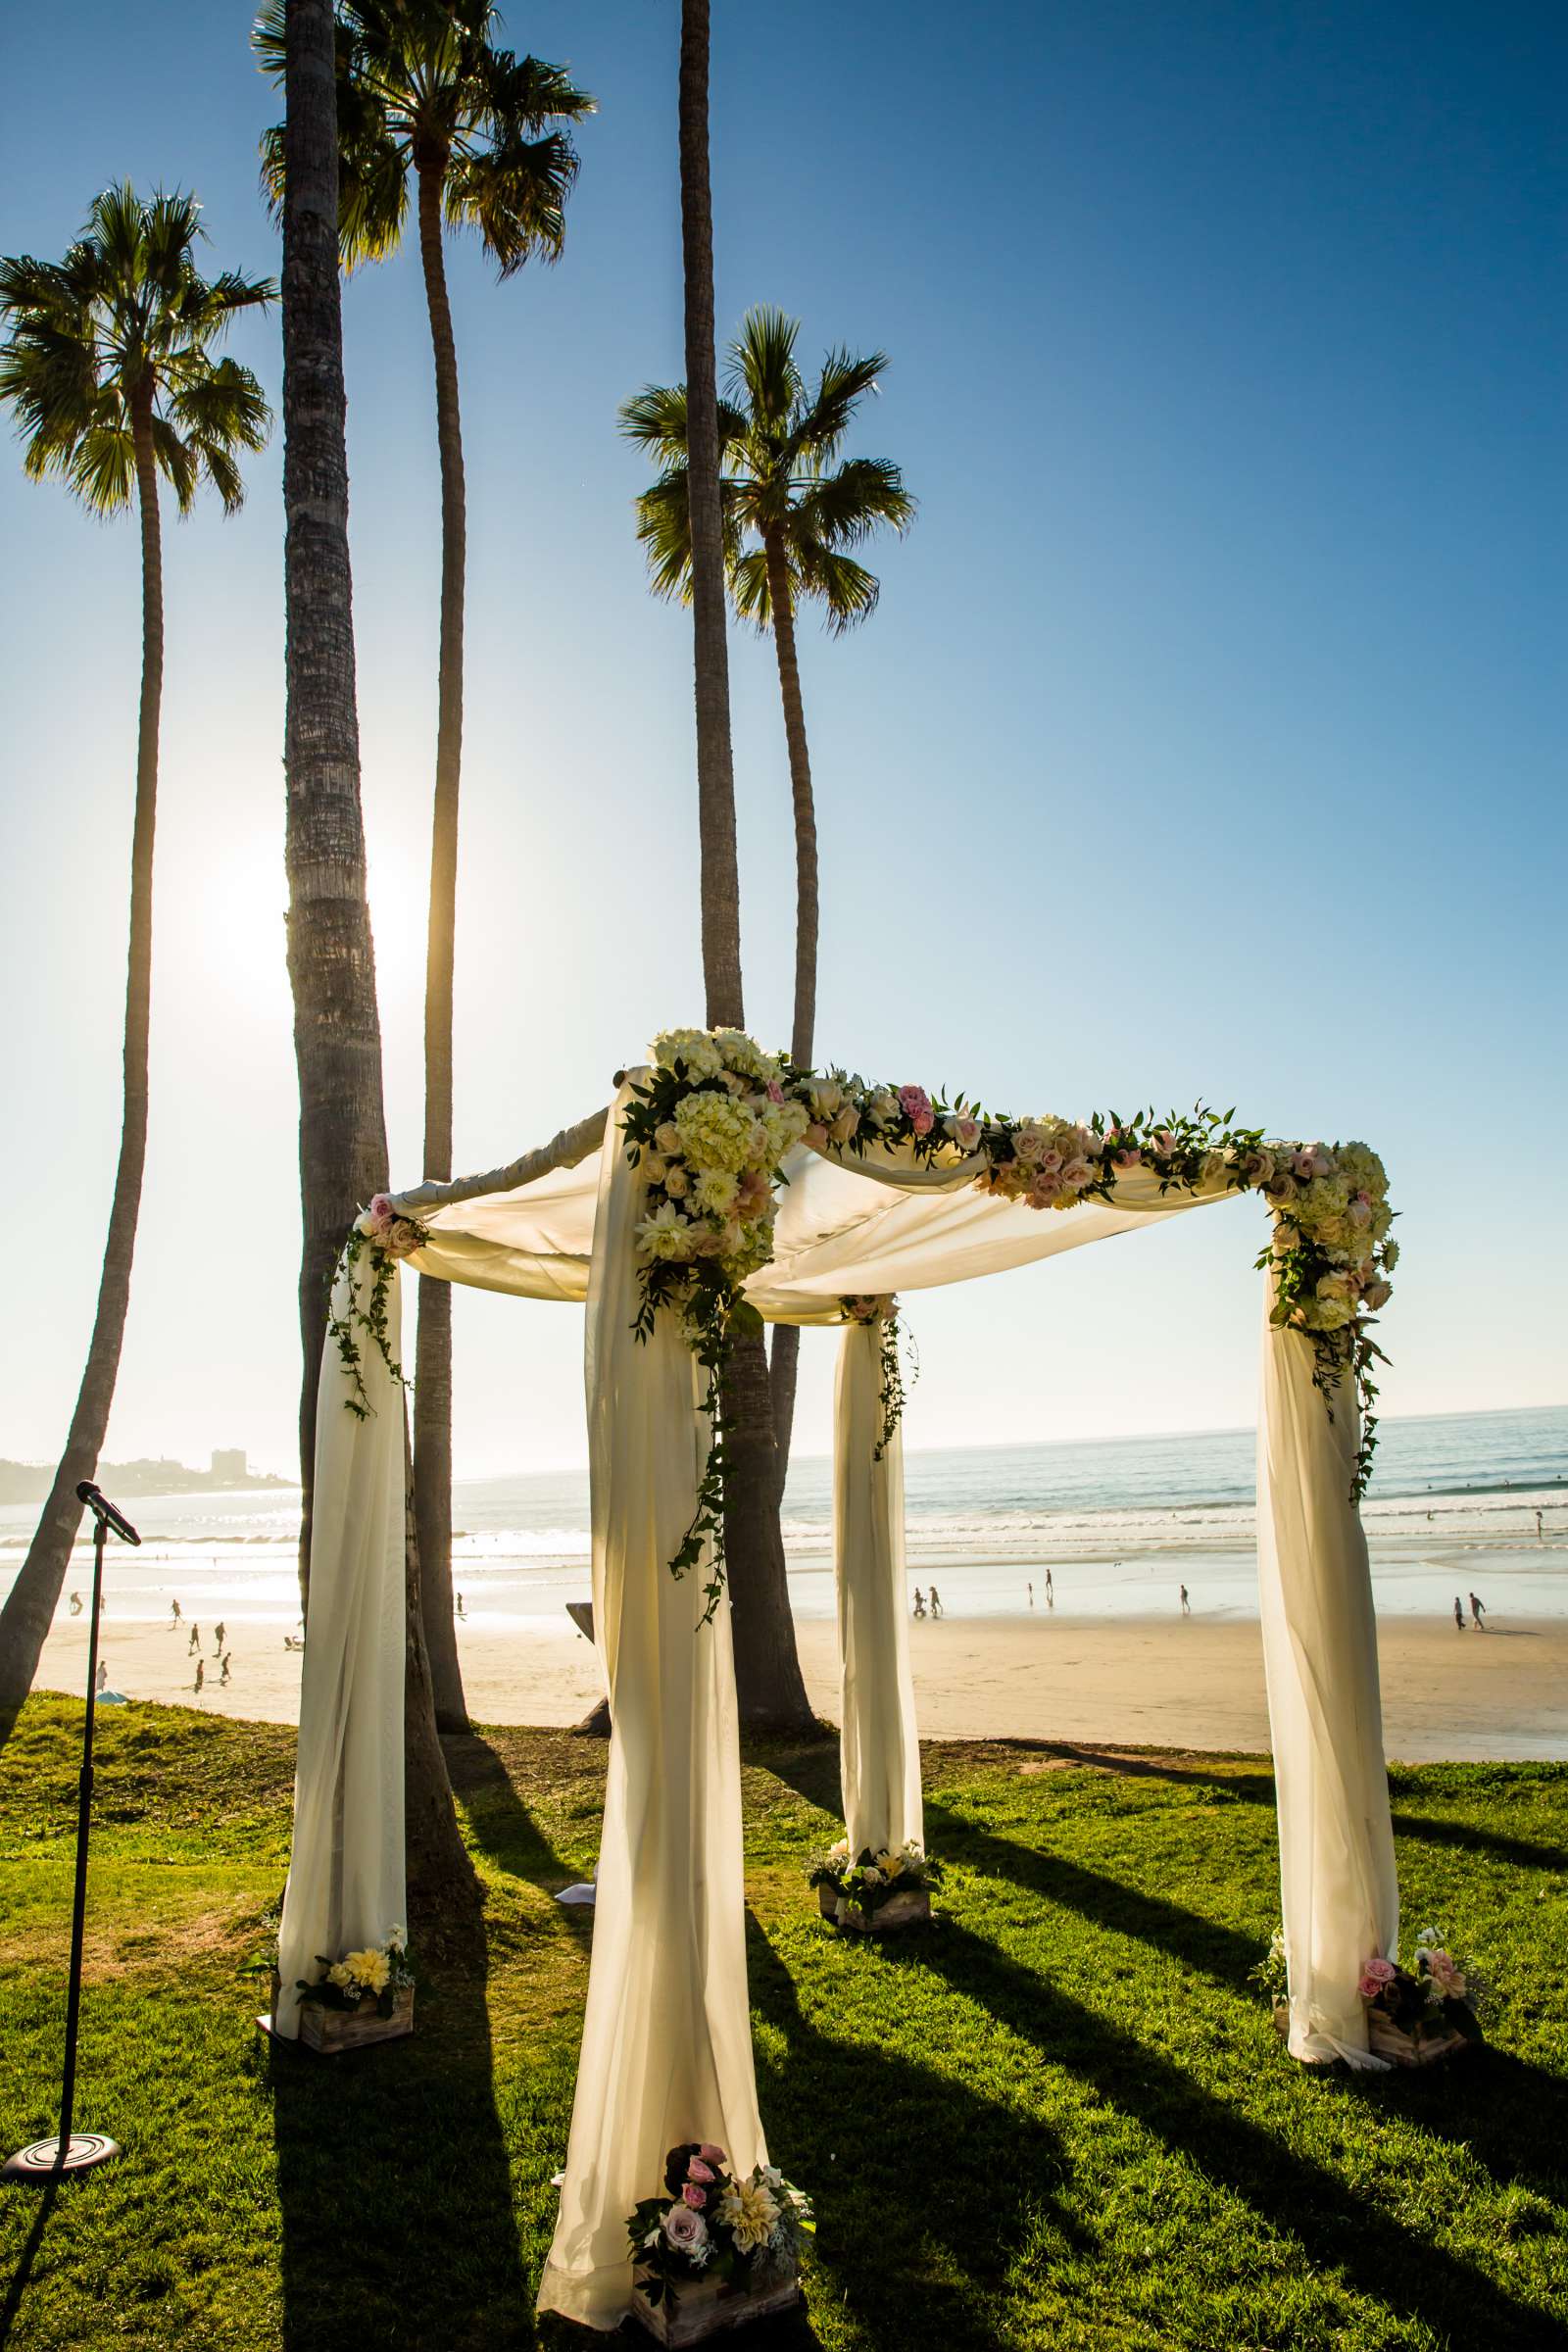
[678, 0, 742, 1029]
[281, 0, 470, 1907]
[0, 386, 161, 1717]
[677, 0, 812, 1736]
[761, 527, 819, 1500]
[412, 154, 467, 1735]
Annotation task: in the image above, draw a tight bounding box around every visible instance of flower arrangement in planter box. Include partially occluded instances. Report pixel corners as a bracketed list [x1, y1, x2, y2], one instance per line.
[1358, 1928, 1484, 2067]
[1254, 1924, 1483, 2068]
[807, 1838, 940, 1932]
[627, 2142, 811, 2345]
[281, 1926, 415, 2054]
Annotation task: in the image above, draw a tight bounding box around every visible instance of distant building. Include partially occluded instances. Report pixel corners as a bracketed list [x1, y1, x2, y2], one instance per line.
[211, 1447, 247, 1484]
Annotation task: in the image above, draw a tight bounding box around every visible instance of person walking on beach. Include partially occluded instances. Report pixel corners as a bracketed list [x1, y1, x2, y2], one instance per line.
[220, 1652, 232, 1687]
[1045, 1567, 1054, 1609]
[1027, 1581, 1034, 1608]
[214, 1620, 225, 1654]
[188, 1623, 200, 1654]
[912, 1588, 927, 1619]
[457, 1592, 466, 1620]
[1453, 1595, 1466, 1631]
[1537, 1509, 1544, 1541]
[928, 1584, 944, 1619]
[1180, 1584, 1191, 1617]
[1469, 1591, 1487, 1630]
[193, 1658, 205, 1694]
[96, 1661, 107, 1694]
[69, 1592, 82, 1616]
[170, 1597, 182, 1626]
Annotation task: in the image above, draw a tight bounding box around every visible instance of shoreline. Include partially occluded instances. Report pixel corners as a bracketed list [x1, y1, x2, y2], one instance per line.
[34, 1605, 1568, 1765]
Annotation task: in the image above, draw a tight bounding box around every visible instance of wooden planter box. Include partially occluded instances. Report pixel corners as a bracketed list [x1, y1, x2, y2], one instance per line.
[817, 1882, 930, 1934]
[1270, 1998, 1474, 2069]
[1367, 2011, 1474, 2069]
[631, 2263, 802, 2346]
[269, 1967, 414, 2053]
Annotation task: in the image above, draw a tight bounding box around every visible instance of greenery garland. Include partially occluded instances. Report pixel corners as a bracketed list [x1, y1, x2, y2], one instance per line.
[326, 1203, 429, 1419]
[841, 1296, 916, 1460]
[623, 1031, 1396, 1613]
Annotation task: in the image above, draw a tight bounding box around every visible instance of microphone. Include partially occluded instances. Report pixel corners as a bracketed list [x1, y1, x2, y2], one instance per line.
[75, 1483, 141, 1547]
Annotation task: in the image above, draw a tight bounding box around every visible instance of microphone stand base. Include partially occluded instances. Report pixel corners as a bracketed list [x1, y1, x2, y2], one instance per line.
[3, 2132, 120, 2183]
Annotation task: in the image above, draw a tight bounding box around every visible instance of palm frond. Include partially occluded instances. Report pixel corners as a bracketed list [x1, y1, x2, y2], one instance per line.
[793, 347, 886, 466]
[728, 547, 773, 628]
[65, 416, 136, 513]
[446, 130, 578, 272]
[793, 457, 914, 550]
[632, 468, 695, 603]
[794, 540, 882, 633]
[726, 306, 801, 430]
[149, 414, 199, 513]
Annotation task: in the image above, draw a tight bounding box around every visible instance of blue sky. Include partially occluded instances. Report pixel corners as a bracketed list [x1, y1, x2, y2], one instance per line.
[1, 1, 1562, 1479]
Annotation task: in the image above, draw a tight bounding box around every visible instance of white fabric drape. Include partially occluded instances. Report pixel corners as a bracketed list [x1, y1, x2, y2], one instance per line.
[1258, 1282, 1398, 2067]
[538, 1082, 765, 2331]
[834, 1318, 923, 1858]
[274, 1245, 407, 2037]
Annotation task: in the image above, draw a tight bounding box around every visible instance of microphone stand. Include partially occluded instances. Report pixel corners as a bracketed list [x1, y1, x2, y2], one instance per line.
[3, 1484, 137, 2182]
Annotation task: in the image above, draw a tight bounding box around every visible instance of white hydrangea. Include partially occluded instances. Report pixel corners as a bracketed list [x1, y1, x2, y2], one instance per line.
[673, 1090, 759, 1174]
[651, 1027, 725, 1081]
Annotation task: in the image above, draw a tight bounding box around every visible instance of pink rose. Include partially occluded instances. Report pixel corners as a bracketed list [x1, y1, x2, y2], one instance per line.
[1030, 1173, 1064, 1208]
[662, 2203, 709, 2255]
[1060, 1157, 1094, 1191]
[682, 2182, 707, 2209]
[911, 1106, 934, 1137]
[1112, 1147, 1142, 1171]
[1425, 1948, 1467, 1998]
[953, 1115, 982, 1152]
[765, 1078, 784, 1103]
[1357, 1956, 1397, 2000]
[1037, 1149, 1062, 1178]
[687, 2158, 715, 2184]
[698, 2143, 726, 2167]
[830, 1105, 860, 1146]
[805, 1121, 829, 1152]
[1152, 1129, 1178, 1158]
[368, 1194, 394, 1231]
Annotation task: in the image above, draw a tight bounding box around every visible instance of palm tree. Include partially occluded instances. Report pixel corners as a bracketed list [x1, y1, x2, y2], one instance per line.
[620, 306, 914, 1490]
[276, 0, 471, 1907]
[671, 0, 813, 1735]
[256, 0, 594, 1734]
[0, 186, 272, 1715]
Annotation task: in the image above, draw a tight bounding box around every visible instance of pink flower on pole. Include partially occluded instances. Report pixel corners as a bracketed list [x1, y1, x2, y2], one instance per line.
[953, 1115, 982, 1152]
[765, 1078, 785, 1104]
[1112, 1147, 1142, 1171]
[368, 1194, 394, 1231]
[805, 1121, 829, 1152]
[898, 1085, 934, 1137]
[1152, 1129, 1178, 1158]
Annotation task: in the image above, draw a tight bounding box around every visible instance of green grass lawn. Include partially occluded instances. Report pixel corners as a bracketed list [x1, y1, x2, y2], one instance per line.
[1, 1696, 1565, 2350]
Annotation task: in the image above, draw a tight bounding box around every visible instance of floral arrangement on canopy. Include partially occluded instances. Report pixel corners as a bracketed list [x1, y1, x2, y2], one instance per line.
[295, 1924, 413, 2017]
[807, 1836, 941, 1923]
[619, 1027, 1396, 1610]
[628, 2141, 812, 2312]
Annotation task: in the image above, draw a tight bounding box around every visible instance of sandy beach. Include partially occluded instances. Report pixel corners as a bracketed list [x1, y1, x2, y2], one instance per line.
[34, 1601, 1568, 1763]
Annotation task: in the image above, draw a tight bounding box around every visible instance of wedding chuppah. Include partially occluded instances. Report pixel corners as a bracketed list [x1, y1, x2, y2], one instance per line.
[274, 1026, 1401, 2333]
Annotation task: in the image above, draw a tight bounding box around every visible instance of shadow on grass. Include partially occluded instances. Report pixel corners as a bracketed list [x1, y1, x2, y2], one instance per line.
[902, 1920, 1561, 2351]
[925, 1798, 1260, 1992]
[444, 1733, 579, 1891]
[0, 2181, 58, 2351]
[269, 1881, 534, 2352]
[747, 1917, 1088, 2352]
[1342, 2045, 1568, 2212]
[745, 1738, 845, 1825]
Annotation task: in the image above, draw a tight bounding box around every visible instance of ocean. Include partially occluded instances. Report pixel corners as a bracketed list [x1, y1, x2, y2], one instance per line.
[4, 1404, 1564, 1636]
